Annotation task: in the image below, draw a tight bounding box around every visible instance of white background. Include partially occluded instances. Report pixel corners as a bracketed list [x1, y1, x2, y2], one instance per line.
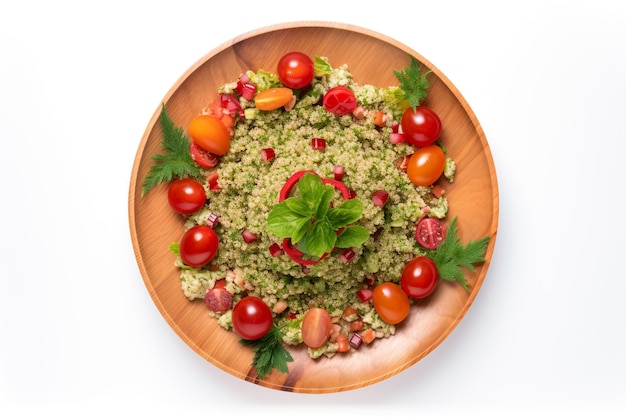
[1, 1, 625, 415]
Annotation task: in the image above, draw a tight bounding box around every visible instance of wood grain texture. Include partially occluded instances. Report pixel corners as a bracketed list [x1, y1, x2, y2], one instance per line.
[128, 21, 499, 393]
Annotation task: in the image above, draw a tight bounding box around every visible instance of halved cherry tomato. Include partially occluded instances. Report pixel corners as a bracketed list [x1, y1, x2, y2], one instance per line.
[401, 256, 439, 299]
[179, 225, 219, 268]
[254, 87, 294, 111]
[323, 86, 357, 116]
[415, 217, 445, 249]
[372, 282, 410, 325]
[406, 144, 445, 186]
[277, 51, 314, 89]
[188, 115, 230, 156]
[189, 142, 220, 168]
[167, 178, 206, 214]
[231, 296, 273, 340]
[401, 106, 442, 147]
[301, 307, 332, 348]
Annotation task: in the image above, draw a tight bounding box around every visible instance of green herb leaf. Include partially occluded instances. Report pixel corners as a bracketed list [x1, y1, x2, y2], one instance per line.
[298, 219, 336, 258]
[267, 203, 311, 238]
[267, 173, 369, 259]
[431, 217, 490, 290]
[141, 105, 202, 196]
[393, 56, 431, 110]
[326, 198, 364, 229]
[335, 225, 370, 248]
[313, 56, 333, 77]
[239, 326, 293, 379]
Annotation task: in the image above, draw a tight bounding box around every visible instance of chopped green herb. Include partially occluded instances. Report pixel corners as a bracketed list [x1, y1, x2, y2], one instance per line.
[393, 56, 431, 110]
[141, 105, 201, 196]
[431, 217, 490, 290]
[239, 326, 293, 379]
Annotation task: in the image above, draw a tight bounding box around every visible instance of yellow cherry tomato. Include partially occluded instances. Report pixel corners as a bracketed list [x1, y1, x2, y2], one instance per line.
[188, 115, 230, 156]
[254, 87, 294, 111]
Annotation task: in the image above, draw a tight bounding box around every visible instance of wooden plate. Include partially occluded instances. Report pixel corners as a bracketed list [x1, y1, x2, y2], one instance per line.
[128, 21, 498, 393]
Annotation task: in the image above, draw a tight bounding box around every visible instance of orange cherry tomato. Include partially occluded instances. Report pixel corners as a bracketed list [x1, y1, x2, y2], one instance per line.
[301, 307, 332, 348]
[406, 144, 446, 186]
[188, 115, 230, 156]
[372, 282, 410, 324]
[254, 87, 294, 111]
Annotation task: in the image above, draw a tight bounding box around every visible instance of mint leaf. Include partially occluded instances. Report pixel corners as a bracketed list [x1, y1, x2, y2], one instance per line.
[298, 173, 325, 207]
[314, 187, 334, 219]
[267, 203, 310, 238]
[284, 198, 314, 217]
[336, 225, 370, 248]
[299, 220, 336, 258]
[326, 198, 363, 229]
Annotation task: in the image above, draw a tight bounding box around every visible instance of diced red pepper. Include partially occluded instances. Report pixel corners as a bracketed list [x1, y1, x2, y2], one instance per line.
[390, 132, 407, 144]
[311, 138, 326, 150]
[349, 332, 363, 349]
[269, 242, 283, 257]
[206, 212, 220, 228]
[338, 248, 356, 264]
[260, 148, 275, 163]
[391, 121, 400, 133]
[372, 190, 389, 207]
[333, 165, 344, 181]
[241, 230, 258, 243]
[207, 171, 220, 190]
[356, 288, 373, 302]
[220, 93, 244, 118]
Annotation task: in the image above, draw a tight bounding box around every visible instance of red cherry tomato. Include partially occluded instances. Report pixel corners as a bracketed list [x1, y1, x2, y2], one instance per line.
[301, 307, 332, 348]
[277, 51, 314, 89]
[179, 225, 219, 268]
[323, 86, 357, 116]
[372, 282, 410, 324]
[406, 144, 445, 186]
[401, 106, 442, 147]
[401, 256, 440, 299]
[189, 142, 220, 168]
[167, 178, 206, 214]
[188, 114, 230, 156]
[231, 296, 273, 340]
[415, 217, 445, 249]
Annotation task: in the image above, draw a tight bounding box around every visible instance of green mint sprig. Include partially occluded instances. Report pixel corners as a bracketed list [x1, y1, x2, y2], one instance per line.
[267, 173, 370, 259]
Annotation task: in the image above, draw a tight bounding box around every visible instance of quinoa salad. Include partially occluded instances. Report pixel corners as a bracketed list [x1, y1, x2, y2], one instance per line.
[142, 52, 488, 378]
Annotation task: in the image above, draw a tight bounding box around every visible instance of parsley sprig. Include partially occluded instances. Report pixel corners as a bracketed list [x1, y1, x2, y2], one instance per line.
[239, 326, 294, 379]
[141, 105, 201, 196]
[431, 217, 490, 290]
[393, 56, 431, 110]
[267, 173, 370, 258]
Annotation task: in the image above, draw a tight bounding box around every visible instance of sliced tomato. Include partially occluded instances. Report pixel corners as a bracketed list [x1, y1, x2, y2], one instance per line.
[323, 86, 357, 116]
[190, 142, 220, 168]
[415, 217, 445, 249]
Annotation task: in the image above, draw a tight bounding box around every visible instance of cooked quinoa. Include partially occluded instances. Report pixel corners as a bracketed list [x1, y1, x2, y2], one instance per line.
[174, 58, 450, 356]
